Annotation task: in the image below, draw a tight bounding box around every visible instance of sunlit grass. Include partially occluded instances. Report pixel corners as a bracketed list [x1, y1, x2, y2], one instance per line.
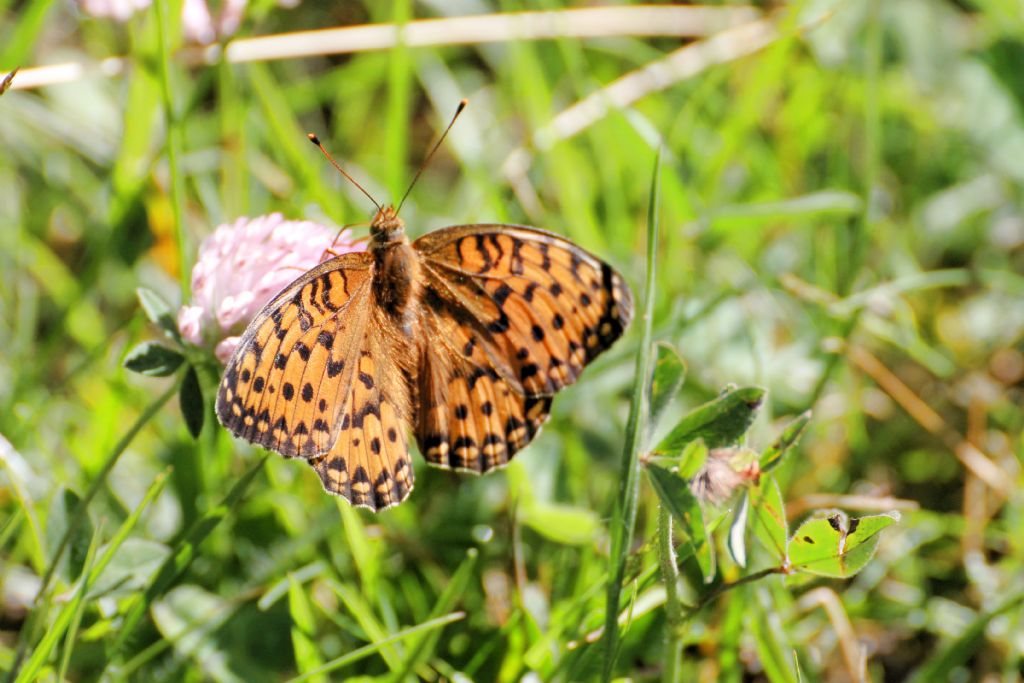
[2, 1, 1023, 681]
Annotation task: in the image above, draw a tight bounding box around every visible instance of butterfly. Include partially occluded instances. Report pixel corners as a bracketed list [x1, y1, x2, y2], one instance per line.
[215, 107, 633, 511]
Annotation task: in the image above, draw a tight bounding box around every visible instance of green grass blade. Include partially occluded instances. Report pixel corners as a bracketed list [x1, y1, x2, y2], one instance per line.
[385, 0, 412, 200]
[109, 454, 268, 662]
[750, 587, 799, 683]
[3, 381, 178, 683]
[16, 522, 102, 683]
[108, 34, 161, 231]
[0, 0, 57, 67]
[337, 502, 379, 591]
[601, 147, 661, 682]
[0, 452, 45, 574]
[56, 522, 106, 682]
[391, 548, 478, 682]
[908, 591, 1024, 683]
[328, 580, 403, 672]
[760, 411, 811, 472]
[289, 575, 326, 683]
[87, 469, 171, 594]
[247, 62, 343, 220]
[287, 612, 466, 683]
[217, 58, 249, 218]
[153, 0, 189, 296]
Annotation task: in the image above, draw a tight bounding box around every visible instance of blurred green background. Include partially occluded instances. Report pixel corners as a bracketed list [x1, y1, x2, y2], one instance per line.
[1, 0, 1023, 681]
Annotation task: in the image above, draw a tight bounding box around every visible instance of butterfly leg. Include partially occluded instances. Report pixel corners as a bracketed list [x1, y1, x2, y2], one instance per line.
[318, 223, 371, 262]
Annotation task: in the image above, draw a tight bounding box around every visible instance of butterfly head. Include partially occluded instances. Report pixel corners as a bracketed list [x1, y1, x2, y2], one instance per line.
[370, 205, 406, 244]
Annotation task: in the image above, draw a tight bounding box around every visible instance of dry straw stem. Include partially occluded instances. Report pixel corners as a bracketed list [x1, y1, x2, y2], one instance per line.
[532, 17, 775, 150]
[961, 391, 1002, 558]
[786, 493, 919, 519]
[846, 343, 1013, 498]
[1, 5, 758, 91]
[798, 587, 868, 683]
[501, 14, 787, 217]
[501, 16, 774, 216]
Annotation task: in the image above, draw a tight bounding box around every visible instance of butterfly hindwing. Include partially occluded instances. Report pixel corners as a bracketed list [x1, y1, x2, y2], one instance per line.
[414, 224, 633, 398]
[308, 315, 416, 511]
[216, 252, 375, 459]
[415, 287, 552, 473]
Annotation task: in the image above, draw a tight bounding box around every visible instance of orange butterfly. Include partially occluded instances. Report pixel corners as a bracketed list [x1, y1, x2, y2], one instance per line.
[215, 104, 633, 511]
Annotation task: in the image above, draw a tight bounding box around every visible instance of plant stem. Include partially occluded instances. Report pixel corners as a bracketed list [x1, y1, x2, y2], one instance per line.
[153, 0, 189, 298]
[658, 506, 683, 683]
[601, 148, 661, 681]
[685, 567, 784, 618]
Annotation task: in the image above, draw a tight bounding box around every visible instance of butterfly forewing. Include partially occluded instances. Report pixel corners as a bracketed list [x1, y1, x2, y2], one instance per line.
[414, 224, 634, 398]
[216, 252, 374, 458]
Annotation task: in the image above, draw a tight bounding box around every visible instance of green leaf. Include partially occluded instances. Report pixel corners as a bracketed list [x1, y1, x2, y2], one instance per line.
[653, 386, 766, 456]
[648, 342, 687, 435]
[289, 576, 326, 683]
[788, 511, 900, 578]
[677, 439, 709, 478]
[151, 585, 241, 681]
[46, 488, 94, 582]
[124, 341, 185, 377]
[521, 501, 601, 546]
[646, 464, 715, 582]
[760, 411, 812, 472]
[749, 475, 788, 562]
[136, 287, 182, 342]
[180, 365, 204, 438]
[87, 538, 170, 599]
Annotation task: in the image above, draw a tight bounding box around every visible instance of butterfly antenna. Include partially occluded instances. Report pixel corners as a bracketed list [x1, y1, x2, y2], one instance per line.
[396, 98, 468, 214]
[307, 133, 382, 213]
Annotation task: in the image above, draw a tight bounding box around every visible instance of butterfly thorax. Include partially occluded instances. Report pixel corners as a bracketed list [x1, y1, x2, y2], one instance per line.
[368, 205, 405, 244]
[369, 206, 420, 334]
